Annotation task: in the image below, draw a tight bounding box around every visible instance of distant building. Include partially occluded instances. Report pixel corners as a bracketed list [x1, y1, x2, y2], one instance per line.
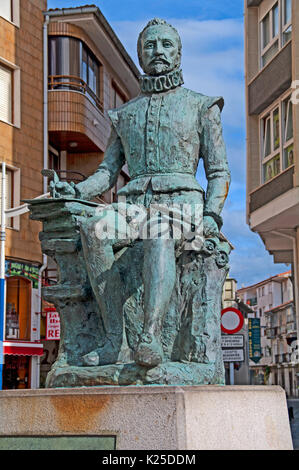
[244, 0, 299, 368]
[222, 277, 238, 309]
[237, 270, 298, 397]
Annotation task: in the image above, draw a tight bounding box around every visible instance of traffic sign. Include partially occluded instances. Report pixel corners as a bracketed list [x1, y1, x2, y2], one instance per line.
[222, 349, 244, 363]
[221, 307, 244, 334]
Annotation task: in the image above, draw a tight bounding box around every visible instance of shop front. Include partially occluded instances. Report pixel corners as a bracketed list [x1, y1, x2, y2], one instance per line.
[2, 260, 43, 389]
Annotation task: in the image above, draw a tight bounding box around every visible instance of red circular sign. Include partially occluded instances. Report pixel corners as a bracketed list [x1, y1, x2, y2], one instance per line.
[221, 307, 244, 334]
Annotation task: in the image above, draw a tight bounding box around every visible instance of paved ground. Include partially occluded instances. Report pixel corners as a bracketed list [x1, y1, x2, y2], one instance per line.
[287, 399, 299, 450]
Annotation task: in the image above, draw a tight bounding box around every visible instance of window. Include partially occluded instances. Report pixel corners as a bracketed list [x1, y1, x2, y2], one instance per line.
[0, 59, 20, 127]
[0, 64, 12, 123]
[282, 0, 292, 45]
[261, 3, 279, 68]
[260, 93, 293, 183]
[0, 164, 20, 229]
[260, 0, 292, 69]
[48, 36, 102, 110]
[0, 0, 12, 22]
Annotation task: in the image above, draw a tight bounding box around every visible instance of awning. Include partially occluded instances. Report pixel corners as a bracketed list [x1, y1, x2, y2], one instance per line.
[3, 341, 44, 356]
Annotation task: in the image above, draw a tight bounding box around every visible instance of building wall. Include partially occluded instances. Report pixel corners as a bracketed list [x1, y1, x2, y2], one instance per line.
[237, 271, 298, 396]
[0, 0, 46, 264]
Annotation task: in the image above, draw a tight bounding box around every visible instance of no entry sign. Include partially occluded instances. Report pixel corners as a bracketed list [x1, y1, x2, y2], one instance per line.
[221, 307, 244, 334]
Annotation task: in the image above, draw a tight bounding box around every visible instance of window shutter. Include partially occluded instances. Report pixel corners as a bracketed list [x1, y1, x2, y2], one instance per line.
[0, 1, 12, 22]
[0, 64, 12, 123]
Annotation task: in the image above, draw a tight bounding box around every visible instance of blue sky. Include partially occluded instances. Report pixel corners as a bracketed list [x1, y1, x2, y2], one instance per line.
[47, 0, 288, 287]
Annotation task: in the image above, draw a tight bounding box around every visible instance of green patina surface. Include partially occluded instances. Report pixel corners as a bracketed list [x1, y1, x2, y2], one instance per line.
[0, 436, 116, 450]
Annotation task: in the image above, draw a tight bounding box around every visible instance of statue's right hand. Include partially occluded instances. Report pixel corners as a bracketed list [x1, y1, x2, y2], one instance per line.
[50, 180, 76, 199]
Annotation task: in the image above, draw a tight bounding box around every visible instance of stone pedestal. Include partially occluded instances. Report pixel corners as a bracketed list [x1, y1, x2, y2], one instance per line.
[0, 385, 293, 450]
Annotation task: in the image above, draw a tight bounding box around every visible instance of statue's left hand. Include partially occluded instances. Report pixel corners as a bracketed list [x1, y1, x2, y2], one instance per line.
[203, 215, 219, 238]
[49, 180, 76, 199]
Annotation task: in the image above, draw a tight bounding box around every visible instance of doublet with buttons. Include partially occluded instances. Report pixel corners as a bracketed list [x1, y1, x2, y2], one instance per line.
[78, 85, 230, 217]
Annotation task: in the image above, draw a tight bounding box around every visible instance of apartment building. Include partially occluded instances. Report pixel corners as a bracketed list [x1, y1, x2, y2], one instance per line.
[244, 0, 299, 350]
[0, 2, 140, 389]
[237, 270, 298, 396]
[0, 0, 47, 390]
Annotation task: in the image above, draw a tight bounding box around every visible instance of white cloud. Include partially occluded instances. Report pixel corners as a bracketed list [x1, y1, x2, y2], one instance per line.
[111, 18, 245, 128]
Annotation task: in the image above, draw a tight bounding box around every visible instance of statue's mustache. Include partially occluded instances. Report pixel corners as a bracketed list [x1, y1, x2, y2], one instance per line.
[150, 57, 170, 65]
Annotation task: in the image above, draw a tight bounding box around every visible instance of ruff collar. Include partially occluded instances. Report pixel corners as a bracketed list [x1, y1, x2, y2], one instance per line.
[139, 68, 184, 94]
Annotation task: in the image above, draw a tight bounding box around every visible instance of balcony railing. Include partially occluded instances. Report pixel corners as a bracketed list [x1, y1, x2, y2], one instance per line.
[274, 353, 291, 364]
[48, 75, 103, 112]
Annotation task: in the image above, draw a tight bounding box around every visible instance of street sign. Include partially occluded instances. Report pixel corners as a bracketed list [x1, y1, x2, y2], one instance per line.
[222, 349, 244, 363]
[221, 335, 244, 348]
[221, 307, 244, 334]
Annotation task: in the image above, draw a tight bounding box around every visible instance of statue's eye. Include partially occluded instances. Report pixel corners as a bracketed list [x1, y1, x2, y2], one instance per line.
[163, 41, 173, 48]
[144, 42, 154, 49]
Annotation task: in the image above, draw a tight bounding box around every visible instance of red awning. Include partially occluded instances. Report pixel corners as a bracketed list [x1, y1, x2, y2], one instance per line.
[3, 341, 44, 356]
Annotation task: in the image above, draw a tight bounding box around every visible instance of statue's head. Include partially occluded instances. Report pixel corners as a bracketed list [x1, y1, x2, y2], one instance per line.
[137, 18, 182, 76]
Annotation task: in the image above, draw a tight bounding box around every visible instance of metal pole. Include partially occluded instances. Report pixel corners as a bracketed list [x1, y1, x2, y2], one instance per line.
[229, 362, 234, 385]
[0, 162, 6, 390]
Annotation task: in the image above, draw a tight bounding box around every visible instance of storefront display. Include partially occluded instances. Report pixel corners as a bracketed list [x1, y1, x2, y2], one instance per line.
[6, 276, 31, 341]
[3, 356, 30, 390]
[2, 260, 43, 389]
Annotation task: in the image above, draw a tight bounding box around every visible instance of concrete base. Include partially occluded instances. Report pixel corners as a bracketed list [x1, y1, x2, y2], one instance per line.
[0, 385, 293, 450]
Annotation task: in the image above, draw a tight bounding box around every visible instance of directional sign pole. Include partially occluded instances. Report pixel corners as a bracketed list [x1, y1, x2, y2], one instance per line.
[221, 308, 244, 387]
[229, 362, 234, 385]
[0, 163, 6, 390]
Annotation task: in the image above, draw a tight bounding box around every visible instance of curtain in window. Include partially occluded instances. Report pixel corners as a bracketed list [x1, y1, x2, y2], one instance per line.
[0, 64, 12, 123]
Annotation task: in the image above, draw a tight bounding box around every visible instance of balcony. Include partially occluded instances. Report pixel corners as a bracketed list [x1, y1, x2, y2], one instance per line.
[48, 85, 110, 154]
[248, 41, 292, 115]
[249, 166, 294, 212]
[48, 75, 103, 112]
[247, 297, 257, 307]
[275, 353, 291, 364]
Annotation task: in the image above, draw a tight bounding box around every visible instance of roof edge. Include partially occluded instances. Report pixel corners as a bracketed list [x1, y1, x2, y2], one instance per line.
[43, 6, 140, 80]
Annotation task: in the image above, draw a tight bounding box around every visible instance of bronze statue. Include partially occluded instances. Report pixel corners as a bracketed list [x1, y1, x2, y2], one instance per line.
[28, 19, 231, 387]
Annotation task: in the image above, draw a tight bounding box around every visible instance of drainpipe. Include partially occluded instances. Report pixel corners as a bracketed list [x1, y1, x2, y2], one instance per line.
[43, 14, 49, 194]
[32, 14, 50, 389]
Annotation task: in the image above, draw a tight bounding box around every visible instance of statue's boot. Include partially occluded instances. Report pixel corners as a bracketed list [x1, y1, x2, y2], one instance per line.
[134, 238, 176, 368]
[80, 219, 127, 366]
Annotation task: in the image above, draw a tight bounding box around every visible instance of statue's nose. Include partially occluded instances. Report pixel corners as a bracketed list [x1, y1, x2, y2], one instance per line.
[154, 41, 164, 55]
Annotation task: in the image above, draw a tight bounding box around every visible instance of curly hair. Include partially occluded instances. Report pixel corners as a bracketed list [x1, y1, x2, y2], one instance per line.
[137, 18, 182, 69]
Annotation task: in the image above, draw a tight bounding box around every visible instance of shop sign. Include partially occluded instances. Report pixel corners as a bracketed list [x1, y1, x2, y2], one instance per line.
[46, 309, 60, 340]
[248, 317, 262, 364]
[5, 260, 39, 289]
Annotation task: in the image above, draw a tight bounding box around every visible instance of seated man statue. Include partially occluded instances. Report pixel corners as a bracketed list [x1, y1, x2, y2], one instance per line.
[49, 18, 231, 375]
